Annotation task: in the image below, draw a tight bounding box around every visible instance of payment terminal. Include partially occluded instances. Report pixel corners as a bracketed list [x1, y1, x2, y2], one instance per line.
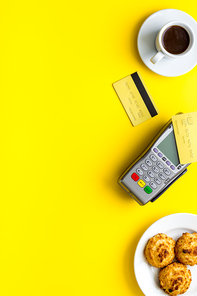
[118, 117, 190, 205]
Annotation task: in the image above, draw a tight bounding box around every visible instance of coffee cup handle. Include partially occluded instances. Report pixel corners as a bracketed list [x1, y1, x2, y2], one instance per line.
[150, 51, 165, 64]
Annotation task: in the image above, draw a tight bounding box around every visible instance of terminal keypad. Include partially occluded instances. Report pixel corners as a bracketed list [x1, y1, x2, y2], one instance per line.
[131, 151, 173, 194]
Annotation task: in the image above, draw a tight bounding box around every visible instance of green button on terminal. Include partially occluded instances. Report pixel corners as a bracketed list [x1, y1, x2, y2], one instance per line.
[144, 186, 153, 194]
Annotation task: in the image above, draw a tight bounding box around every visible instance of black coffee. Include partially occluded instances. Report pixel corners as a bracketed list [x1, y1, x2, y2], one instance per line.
[162, 25, 190, 54]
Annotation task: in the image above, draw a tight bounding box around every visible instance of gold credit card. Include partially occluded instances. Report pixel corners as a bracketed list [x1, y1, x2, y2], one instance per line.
[172, 112, 197, 164]
[112, 72, 159, 126]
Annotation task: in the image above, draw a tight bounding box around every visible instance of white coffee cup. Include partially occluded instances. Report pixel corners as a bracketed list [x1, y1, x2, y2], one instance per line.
[150, 21, 195, 64]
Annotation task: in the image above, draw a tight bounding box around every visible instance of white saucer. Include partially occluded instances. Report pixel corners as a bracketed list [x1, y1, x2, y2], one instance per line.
[134, 213, 197, 296]
[137, 9, 197, 76]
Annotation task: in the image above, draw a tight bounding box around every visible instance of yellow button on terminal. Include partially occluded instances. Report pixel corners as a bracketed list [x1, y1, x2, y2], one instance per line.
[137, 179, 146, 188]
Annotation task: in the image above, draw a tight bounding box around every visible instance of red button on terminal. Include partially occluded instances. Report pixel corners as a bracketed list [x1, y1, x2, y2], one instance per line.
[131, 173, 139, 181]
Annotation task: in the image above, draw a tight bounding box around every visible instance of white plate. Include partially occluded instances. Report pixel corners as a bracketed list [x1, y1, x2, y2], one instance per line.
[137, 9, 197, 76]
[134, 213, 197, 295]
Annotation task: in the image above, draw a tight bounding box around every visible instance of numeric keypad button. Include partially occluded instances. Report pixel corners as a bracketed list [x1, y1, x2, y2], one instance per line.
[159, 173, 166, 180]
[152, 166, 159, 173]
[141, 164, 148, 171]
[143, 175, 150, 182]
[154, 177, 161, 185]
[157, 161, 163, 169]
[147, 170, 154, 178]
[136, 168, 143, 176]
[163, 168, 171, 176]
[145, 159, 152, 166]
[150, 154, 157, 162]
[150, 181, 157, 189]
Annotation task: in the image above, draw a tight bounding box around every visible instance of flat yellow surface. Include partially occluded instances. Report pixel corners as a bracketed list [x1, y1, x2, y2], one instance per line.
[0, 1, 197, 295]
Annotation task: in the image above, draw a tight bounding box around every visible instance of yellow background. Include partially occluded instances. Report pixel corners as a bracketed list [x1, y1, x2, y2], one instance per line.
[0, 1, 197, 295]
